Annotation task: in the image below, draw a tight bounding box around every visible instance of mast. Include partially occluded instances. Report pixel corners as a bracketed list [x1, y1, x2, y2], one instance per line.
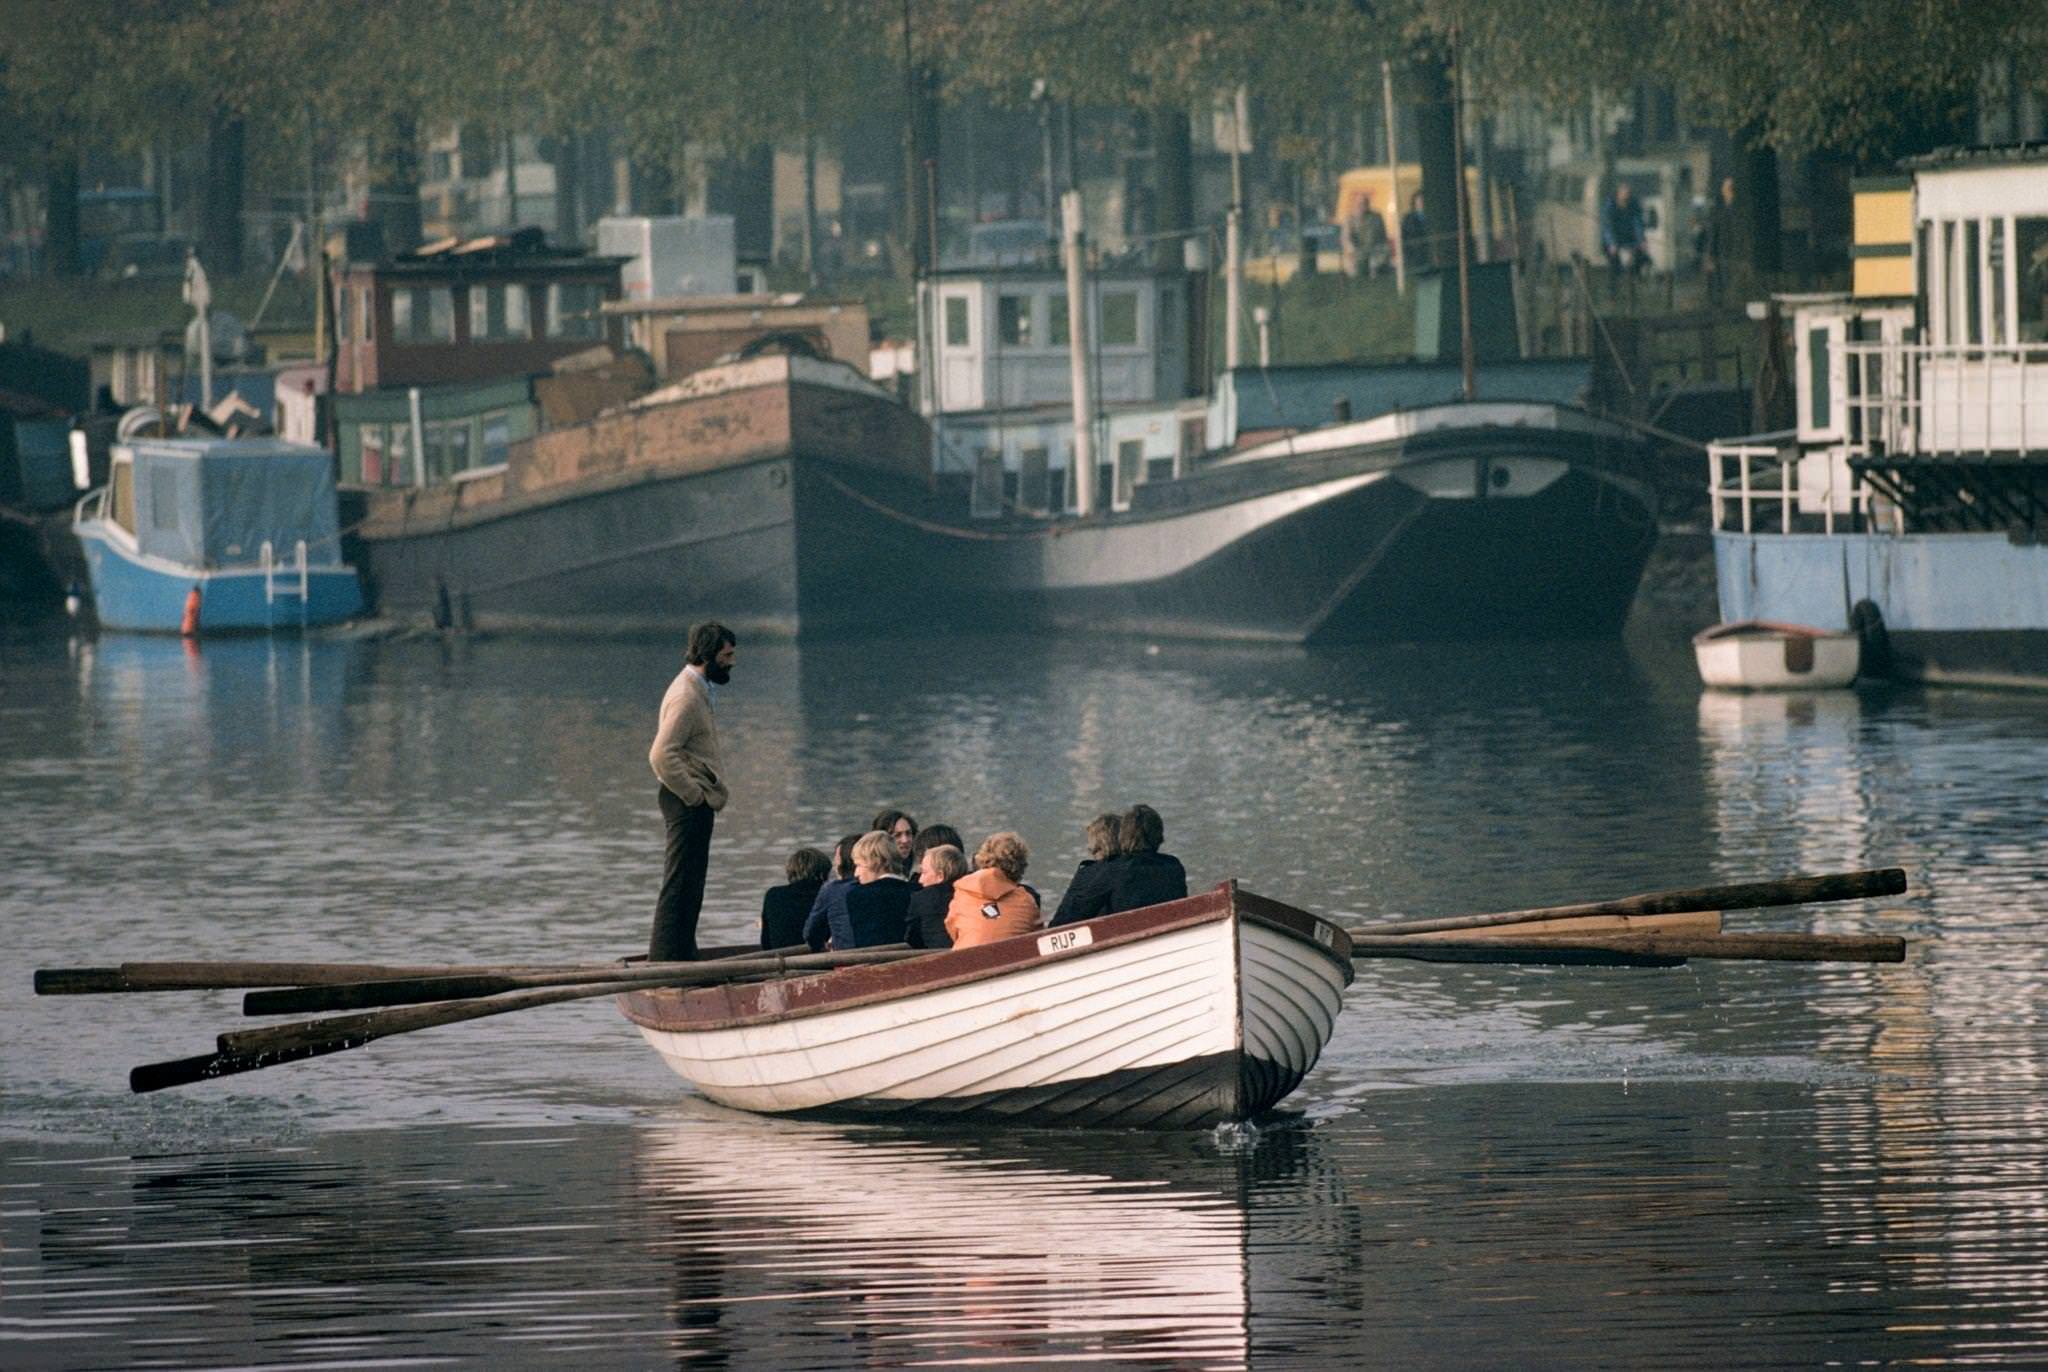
[1450, 30, 1475, 401]
[1224, 86, 1247, 371]
[1062, 189, 1097, 517]
[1383, 61, 1405, 296]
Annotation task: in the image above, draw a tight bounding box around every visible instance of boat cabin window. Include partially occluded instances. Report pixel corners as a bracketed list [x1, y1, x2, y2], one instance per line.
[1048, 293, 1069, 346]
[546, 283, 604, 340]
[108, 460, 135, 534]
[1101, 290, 1139, 347]
[943, 295, 970, 347]
[2020, 218, 2048, 343]
[422, 421, 470, 481]
[482, 412, 513, 466]
[1939, 221, 1960, 345]
[997, 294, 1033, 347]
[470, 283, 531, 341]
[1115, 438, 1143, 508]
[148, 466, 180, 533]
[359, 427, 385, 485]
[386, 424, 415, 485]
[1917, 221, 1929, 324]
[1018, 447, 1049, 512]
[1961, 221, 1983, 346]
[391, 287, 455, 343]
[1807, 326, 1832, 432]
[1989, 219, 2009, 347]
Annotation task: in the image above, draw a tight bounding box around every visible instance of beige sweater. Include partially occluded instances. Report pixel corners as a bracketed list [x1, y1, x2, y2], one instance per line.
[648, 667, 728, 810]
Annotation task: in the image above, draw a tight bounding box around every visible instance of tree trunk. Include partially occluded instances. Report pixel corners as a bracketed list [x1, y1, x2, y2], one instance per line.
[1736, 133, 1780, 277]
[1412, 53, 1458, 273]
[44, 154, 80, 277]
[202, 111, 245, 275]
[903, 63, 939, 274]
[369, 114, 422, 254]
[803, 124, 820, 287]
[1151, 108, 1192, 272]
[551, 133, 583, 246]
[733, 145, 774, 264]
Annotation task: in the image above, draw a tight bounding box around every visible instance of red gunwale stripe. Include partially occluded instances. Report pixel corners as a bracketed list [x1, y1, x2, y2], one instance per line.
[620, 887, 1228, 1033]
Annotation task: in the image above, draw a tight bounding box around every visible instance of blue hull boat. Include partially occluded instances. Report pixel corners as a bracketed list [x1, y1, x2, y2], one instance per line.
[74, 438, 364, 634]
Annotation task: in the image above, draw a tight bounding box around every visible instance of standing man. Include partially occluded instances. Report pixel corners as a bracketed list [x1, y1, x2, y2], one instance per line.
[1601, 182, 1648, 294]
[1704, 175, 1738, 306]
[648, 622, 736, 961]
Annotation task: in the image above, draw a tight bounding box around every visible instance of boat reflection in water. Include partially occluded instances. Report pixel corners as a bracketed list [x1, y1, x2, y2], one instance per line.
[631, 1106, 1354, 1367]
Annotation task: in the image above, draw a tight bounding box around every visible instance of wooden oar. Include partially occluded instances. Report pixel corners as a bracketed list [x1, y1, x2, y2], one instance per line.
[131, 978, 648, 1094]
[38, 961, 631, 995]
[1351, 930, 1907, 965]
[132, 949, 926, 1095]
[1350, 867, 1907, 939]
[243, 947, 919, 1016]
[36, 941, 799, 996]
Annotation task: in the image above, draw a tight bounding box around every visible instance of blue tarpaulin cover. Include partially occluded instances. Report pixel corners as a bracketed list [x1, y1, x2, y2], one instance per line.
[127, 438, 341, 569]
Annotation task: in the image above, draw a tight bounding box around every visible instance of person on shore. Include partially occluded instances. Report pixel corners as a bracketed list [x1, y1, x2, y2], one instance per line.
[803, 832, 867, 952]
[946, 832, 1042, 949]
[1107, 804, 1187, 913]
[834, 830, 914, 949]
[905, 843, 968, 949]
[1705, 175, 1738, 305]
[1601, 182, 1648, 292]
[872, 810, 918, 869]
[647, 622, 735, 962]
[761, 848, 831, 950]
[1400, 191, 1428, 272]
[1050, 813, 1125, 928]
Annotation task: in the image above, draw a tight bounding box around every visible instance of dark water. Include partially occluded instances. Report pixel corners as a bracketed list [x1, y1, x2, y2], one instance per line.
[4, 624, 2047, 1367]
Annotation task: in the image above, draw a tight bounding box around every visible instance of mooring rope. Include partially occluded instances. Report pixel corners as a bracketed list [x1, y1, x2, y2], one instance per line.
[813, 465, 1085, 542]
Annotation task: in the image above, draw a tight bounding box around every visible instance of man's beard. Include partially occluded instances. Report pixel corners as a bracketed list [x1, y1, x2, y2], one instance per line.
[704, 661, 732, 685]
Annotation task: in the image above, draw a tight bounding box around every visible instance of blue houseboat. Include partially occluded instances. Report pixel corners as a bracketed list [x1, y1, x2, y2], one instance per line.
[74, 438, 364, 633]
[1708, 146, 2048, 687]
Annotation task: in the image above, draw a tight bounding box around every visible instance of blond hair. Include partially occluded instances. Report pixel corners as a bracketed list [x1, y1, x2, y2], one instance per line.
[921, 843, 968, 883]
[974, 831, 1029, 882]
[852, 829, 904, 876]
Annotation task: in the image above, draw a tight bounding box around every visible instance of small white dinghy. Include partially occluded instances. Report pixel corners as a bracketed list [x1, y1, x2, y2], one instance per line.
[618, 883, 1354, 1129]
[1694, 620, 1860, 690]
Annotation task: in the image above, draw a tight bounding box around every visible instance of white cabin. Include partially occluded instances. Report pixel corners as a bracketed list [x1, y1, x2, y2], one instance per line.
[914, 268, 1194, 418]
[1713, 146, 2048, 537]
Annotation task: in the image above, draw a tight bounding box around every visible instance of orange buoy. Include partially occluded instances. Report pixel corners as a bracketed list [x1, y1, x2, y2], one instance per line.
[179, 585, 202, 638]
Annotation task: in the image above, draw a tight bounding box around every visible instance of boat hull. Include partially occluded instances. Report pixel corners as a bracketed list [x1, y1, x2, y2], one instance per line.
[347, 356, 935, 636]
[943, 409, 1656, 643]
[1713, 530, 2048, 688]
[619, 885, 1353, 1129]
[74, 521, 364, 632]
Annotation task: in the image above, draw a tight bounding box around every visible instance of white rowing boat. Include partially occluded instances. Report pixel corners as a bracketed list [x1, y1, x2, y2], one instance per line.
[1694, 619, 1860, 690]
[617, 882, 1355, 1128]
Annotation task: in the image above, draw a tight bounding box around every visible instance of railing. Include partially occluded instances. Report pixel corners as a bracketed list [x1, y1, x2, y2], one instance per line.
[1842, 341, 2048, 459]
[1708, 432, 1880, 536]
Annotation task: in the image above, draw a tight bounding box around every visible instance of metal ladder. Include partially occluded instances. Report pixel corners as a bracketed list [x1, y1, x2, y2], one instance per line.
[261, 539, 310, 625]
